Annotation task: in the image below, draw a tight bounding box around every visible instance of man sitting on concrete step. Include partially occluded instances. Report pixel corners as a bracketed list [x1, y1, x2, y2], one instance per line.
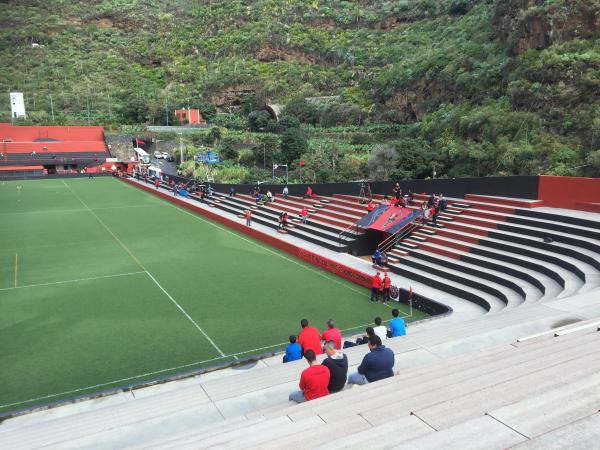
[321, 341, 348, 393]
[347, 335, 395, 386]
[289, 349, 330, 403]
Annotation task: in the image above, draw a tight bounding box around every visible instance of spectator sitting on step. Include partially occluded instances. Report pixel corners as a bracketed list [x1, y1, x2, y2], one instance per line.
[300, 206, 309, 224]
[229, 187, 236, 197]
[321, 319, 342, 350]
[382, 195, 390, 206]
[347, 335, 395, 386]
[283, 335, 302, 363]
[321, 341, 348, 394]
[304, 186, 313, 199]
[288, 349, 330, 403]
[256, 192, 263, 204]
[283, 185, 289, 199]
[343, 327, 374, 349]
[373, 317, 388, 341]
[407, 190, 414, 205]
[278, 211, 288, 230]
[422, 202, 430, 225]
[266, 189, 273, 203]
[388, 309, 406, 338]
[297, 319, 323, 355]
[427, 193, 435, 207]
[372, 248, 383, 266]
[439, 194, 447, 211]
[367, 199, 376, 212]
[429, 205, 438, 227]
[380, 250, 388, 267]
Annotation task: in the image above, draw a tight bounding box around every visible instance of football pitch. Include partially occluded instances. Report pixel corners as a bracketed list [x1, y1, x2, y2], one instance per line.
[0, 177, 426, 414]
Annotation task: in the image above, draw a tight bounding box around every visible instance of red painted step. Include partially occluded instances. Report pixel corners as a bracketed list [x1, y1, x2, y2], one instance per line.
[464, 194, 544, 208]
[448, 215, 499, 230]
[460, 208, 509, 221]
[417, 242, 463, 259]
[425, 233, 478, 250]
[440, 222, 490, 237]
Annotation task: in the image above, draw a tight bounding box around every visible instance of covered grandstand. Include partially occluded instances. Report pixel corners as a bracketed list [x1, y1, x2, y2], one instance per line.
[0, 123, 110, 177]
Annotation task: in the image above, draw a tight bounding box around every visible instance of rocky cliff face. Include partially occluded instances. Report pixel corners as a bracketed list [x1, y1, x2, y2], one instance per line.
[493, 0, 600, 54]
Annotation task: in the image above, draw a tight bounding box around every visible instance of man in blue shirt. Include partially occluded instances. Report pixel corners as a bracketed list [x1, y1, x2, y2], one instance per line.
[283, 335, 302, 363]
[371, 248, 382, 266]
[347, 335, 395, 385]
[389, 309, 406, 337]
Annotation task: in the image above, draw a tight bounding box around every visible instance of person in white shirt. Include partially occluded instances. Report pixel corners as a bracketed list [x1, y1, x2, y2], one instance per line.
[373, 317, 387, 341]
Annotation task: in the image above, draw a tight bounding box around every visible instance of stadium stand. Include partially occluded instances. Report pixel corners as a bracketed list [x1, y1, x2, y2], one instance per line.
[0, 123, 110, 175]
[1, 175, 598, 448]
[0, 292, 598, 449]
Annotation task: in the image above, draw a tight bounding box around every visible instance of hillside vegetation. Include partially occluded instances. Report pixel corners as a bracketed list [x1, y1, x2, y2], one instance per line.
[1, 0, 600, 182]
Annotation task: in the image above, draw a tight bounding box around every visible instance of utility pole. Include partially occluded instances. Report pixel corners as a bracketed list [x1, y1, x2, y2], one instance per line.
[49, 94, 55, 122]
[179, 131, 185, 165]
[86, 94, 91, 125]
[107, 93, 112, 121]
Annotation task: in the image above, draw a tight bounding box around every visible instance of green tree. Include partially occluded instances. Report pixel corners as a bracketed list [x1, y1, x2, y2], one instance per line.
[368, 144, 397, 181]
[280, 128, 308, 164]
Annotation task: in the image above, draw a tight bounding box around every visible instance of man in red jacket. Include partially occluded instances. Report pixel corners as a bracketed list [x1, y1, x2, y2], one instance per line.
[382, 271, 391, 303]
[371, 272, 382, 303]
[297, 319, 322, 355]
[288, 349, 330, 403]
[321, 319, 342, 350]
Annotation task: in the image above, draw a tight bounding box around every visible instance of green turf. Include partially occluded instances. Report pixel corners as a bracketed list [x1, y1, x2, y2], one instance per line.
[0, 177, 427, 413]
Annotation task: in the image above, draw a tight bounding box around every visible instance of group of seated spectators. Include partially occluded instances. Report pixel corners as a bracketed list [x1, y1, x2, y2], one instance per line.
[285, 310, 406, 403]
[420, 193, 447, 227]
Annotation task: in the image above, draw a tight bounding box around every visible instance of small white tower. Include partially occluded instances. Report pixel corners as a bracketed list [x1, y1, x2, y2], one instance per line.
[10, 92, 26, 119]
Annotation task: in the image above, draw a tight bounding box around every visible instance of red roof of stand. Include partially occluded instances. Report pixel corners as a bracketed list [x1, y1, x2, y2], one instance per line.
[0, 165, 44, 171]
[0, 123, 107, 154]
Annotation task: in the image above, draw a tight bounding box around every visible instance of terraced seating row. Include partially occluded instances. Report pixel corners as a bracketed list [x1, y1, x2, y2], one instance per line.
[136, 314, 600, 449]
[385, 195, 600, 317]
[187, 190, 366, 252]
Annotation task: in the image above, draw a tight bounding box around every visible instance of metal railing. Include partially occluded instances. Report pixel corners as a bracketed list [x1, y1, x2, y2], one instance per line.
[379, 219, 421, 254]
[338, 223, 359, 246]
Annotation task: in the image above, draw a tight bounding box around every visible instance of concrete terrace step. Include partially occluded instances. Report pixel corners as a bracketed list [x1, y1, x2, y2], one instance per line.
[408, 249, 542, 303]
[234, 193, 362, 226]
[410, 240, 561, 300]
[207, 198, 351, 252]
[273, 194, 366, 219]
[398, 255, 521, 308]
[278, 328, 600, 425]
[424, 225, 599, 286]
[410, 347, 600, 431]
[450, 212, 600, 262]
[515, 208, 600, 230]
[487, 371, 600, 439]
[417, 232, 585, 296]
[509, 413, 600, 449]
[215, 194, 362, 237]
[386, 261, 504, 312]
[359, 337, 600, 427]
[464, 194, 544, 208]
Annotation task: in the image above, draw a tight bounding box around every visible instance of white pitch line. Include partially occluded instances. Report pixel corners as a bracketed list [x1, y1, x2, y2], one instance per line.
[144, 271, 225, 357]
[0, 271, 146, 292]
[60, 179, 225, 357]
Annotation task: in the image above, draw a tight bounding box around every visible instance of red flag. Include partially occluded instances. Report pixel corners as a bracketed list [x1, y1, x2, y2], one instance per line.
[409, 287, 413, 299]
